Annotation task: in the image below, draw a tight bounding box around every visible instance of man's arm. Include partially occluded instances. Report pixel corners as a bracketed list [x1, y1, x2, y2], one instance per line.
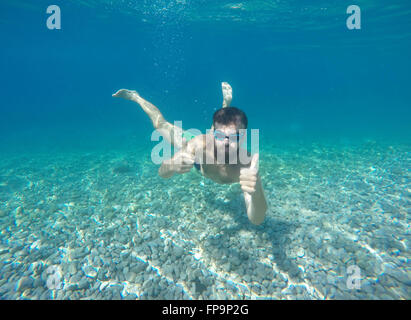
[240, 154, 267, 225]
[158, 136, 204, 179]
[244, 175, 267, 225]
[158, 148, 195, 179]
[158, 158, 177, 179]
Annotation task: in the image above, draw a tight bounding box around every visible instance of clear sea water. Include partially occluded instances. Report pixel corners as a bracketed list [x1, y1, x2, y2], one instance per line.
[0, 0, 410, 300]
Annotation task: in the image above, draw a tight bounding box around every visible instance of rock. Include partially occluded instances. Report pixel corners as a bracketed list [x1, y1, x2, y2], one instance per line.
[123, 293, 138, 300]
[131, 262, 146, 273]
[297, 248, 305, 258]
[32, 287, 46, 299]
[83, 265, 97, 278]
[276, 279, 288, 289]
[174, 246, 184, 257]
[70, 247, 90, 260]
[223, 262, 231, 272]
[67, 284, 79, 291]
[110, 284, 124, 299]
[118, 235, 128, 245]
[193, 269, 203, 279]
[69, 263, 77, 275]
[231, 256, 241, 267]
[327, 274, 338, 286]
[92, 256, 102, 267]
[40, 289, 52, 300]
[15, 206, 24, 215]
[16, 276, 34, 291]
[262, 280, 271, 288]
[78, 279, 90, 290]
[37, 247, 52, 260]
[384, 265, 410, 285]
[361, 279, 376, 294]
[33, 277, 45, 288]
[96, 268, 109, 281]
[126, 271, 137, 282]
[112, 162, 132, 174]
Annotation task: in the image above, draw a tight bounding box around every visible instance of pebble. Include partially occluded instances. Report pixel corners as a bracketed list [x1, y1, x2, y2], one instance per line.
[32, 287, 46, 299]
[33, 277, 44, 288]
[70, 272, 83, 283]
[126, 271, 137, 282]
[70, 247, 90, 260]
[15, 206, 24, 215]
[16, 276, 34, 292]
[123, 293, 137, 300]
[231, 256, 241, 266]
[69, 263, 77, 274]
[222, 262, 231, 272]
[67, 283, 79, 291]
[297, 248, 305, 258]
[78, 279, 90, 290]
[193, 269, 202, 279]
[92, 256, 102, 267]
[384, 264, 410, 285]
[174, 246, 184, 257]
[83, 265, 97, 278]
[40, 290, 52, 300]
[0, 148, 409, 300]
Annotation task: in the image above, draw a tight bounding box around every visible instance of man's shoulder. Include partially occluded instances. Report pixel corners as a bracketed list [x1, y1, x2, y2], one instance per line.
[189, 133, 211, 146]
[186, 134, 208, 153]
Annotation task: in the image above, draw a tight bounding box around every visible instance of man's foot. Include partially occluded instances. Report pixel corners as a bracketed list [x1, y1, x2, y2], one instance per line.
[222, 82, 232, 108]
[112, 89, 140, 101]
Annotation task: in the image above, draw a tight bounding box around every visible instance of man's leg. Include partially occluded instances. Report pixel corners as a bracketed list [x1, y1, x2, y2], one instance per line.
[114, 83, 232, 143]
[112, 89, 185, 148]
[210, 82, 233, 131]
[222, 82, 232, 108]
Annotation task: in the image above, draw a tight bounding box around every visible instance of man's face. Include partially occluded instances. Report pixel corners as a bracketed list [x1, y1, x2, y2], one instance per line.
[213, 122, 245, 164]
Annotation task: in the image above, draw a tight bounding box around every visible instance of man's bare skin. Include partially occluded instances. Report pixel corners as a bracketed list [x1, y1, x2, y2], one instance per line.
[113, 83, 267, 225]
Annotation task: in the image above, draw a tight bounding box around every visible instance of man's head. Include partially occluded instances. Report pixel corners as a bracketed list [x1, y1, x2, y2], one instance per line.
[212, 107, 248, 164]
[212, 106, 248, 130]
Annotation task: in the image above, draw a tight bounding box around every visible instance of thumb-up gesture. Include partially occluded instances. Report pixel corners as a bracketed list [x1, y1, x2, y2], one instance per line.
[240, 153, 259, 197]
[169, 138, 195, 174]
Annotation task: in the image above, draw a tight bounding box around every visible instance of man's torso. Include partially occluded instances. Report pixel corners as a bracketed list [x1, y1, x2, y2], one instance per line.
[187, 134, 250, 184]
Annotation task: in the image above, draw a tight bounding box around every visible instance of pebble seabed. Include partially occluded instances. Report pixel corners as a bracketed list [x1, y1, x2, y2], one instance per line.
[0, 139, 409, 300]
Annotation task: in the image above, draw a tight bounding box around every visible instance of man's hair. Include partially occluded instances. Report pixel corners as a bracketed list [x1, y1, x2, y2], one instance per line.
[212, 106, 248, 129]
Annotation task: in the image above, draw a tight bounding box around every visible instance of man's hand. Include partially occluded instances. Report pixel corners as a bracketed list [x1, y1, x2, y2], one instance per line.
[159, 138, 196, 178]
[168, 151, 195, 174]
[240, 153, 267, 225]
[240, 153, 259, 195]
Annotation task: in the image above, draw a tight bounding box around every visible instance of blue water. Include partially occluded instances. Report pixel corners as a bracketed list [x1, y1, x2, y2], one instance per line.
[0, 1, 410, 300]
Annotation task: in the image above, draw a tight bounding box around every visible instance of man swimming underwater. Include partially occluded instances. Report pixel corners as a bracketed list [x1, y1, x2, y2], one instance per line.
[112, 82, 267, 225]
